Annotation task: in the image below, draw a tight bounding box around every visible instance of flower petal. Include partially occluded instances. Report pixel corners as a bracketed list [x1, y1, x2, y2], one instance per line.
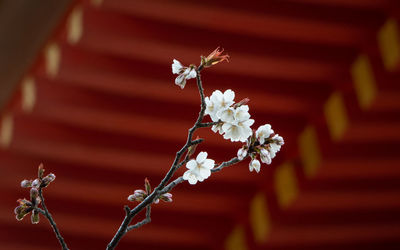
[172, 59, 183, 74]
[202, 159, 215, 169]
[186, 160, 197, 170]
[175, 74, 187, 89]
[186, 68, 197, 79]
[196, 152, 208, 163]
[224, 89, 235, 103]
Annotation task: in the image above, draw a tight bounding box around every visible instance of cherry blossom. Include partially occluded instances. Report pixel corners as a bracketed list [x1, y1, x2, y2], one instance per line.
[256, 124, 274, 145]
[171, 59, 196, 89]
[183, 152, 215, 185]
[249, 159, 261, 173]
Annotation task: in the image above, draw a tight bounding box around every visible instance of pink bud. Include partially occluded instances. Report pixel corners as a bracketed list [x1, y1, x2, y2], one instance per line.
[31, 179, 40, 189]
[160, 193, 173, 202]
[237, 148, 247, 160]
[20, 180, 32, 188]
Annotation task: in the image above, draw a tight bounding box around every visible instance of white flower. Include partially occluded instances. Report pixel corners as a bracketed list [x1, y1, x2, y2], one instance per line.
[222, 105, 254, 142]
[216, 107, 235, 123]
[172, 59, 197, 89]
[205, 89, 254, 142]
[233, 105, 251, 121]
[205, 89, 235, 121]
[212, 89, 235, 110]
[205, 97, 219, 122]
[269, 134, 284, 159]
[256, 124, 274, 145]
[249, 159, 261, 173]
[222, 119, 254, 142]
[172, 59, 183, 74]
[237, 148, 247, 160]
[183, 152, 215, 185]
[260, 149, 272, 164]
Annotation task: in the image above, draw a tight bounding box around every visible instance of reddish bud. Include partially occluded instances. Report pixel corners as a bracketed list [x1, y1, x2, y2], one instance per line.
[144, 178, 151, 194]
[38, 163, 44, 179]
[201, 47, 230, 68]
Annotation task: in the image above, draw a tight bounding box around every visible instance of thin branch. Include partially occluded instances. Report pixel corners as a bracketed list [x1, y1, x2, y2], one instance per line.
[106, 67, 208, 250]
[197, 121, 221, 128]
[160, 177, 184, 194]
[126, 205, 151, 232]
[211, 157, 243, 173]
[160, 157, 244, 194]
[38, 189, 69, 250]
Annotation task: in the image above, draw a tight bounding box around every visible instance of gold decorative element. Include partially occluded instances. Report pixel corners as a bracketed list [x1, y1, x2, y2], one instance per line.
[45, 43, 61, 78]
[67, 6, 83, 45]
[225, 225, 248, 250]
[378, 18, 400, 71]
[249, 193, 270, 244]
[0, 114, 13, 148]
[275, 162, 298, 208]
[298, 125, 321, 178]
[351, 54, 377, 110]
[324, 92, 348, 141]
[21, 77, 36, 112]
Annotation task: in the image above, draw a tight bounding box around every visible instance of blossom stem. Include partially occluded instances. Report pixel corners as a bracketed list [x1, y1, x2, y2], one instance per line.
[38, 189, 69, 250]
[197, 121, 221, 128]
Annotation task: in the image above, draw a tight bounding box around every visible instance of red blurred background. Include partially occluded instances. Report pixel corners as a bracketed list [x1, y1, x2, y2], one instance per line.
[1, 0, 400, 249]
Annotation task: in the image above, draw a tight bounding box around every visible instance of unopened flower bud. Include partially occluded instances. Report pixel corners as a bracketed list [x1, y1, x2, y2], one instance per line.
[272, 134, 284, 145]
[233, 98, 250, 108]
[160, 193, 173, 203]
[41, 173, 56, 187]
[30, 188, 39, 201]
[260, 148, 272, 165]
[237, 148, 247, 160]
[144, 178, 151, 194]
[201, 47, 230, 68]
[20, 180, 32, 188]
[31, 210, 40, 224]
[14, 199, 33, 221]
[249, 159, 261, 173]
[187, 136, 200, 158]
[38, 164, 45, 179]
[31, 179, 40, 189]
[128, 189, 147, 202]
[127, 194, 136, 202]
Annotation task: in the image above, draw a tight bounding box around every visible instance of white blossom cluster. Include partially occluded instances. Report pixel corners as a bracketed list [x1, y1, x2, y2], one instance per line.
[238, 124, 284, 173]
[205, 89, 254, 142]
[171, 56, 284, 186]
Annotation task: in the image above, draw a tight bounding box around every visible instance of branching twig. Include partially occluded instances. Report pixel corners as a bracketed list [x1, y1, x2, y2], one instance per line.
[106, 66, 245, 250]
[126, 205, 151, 232]
[38, 189, 69, 250]
[106, 67, 209, 250]
[197, 121, 221, 128]
[160, 157, 243, 193]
